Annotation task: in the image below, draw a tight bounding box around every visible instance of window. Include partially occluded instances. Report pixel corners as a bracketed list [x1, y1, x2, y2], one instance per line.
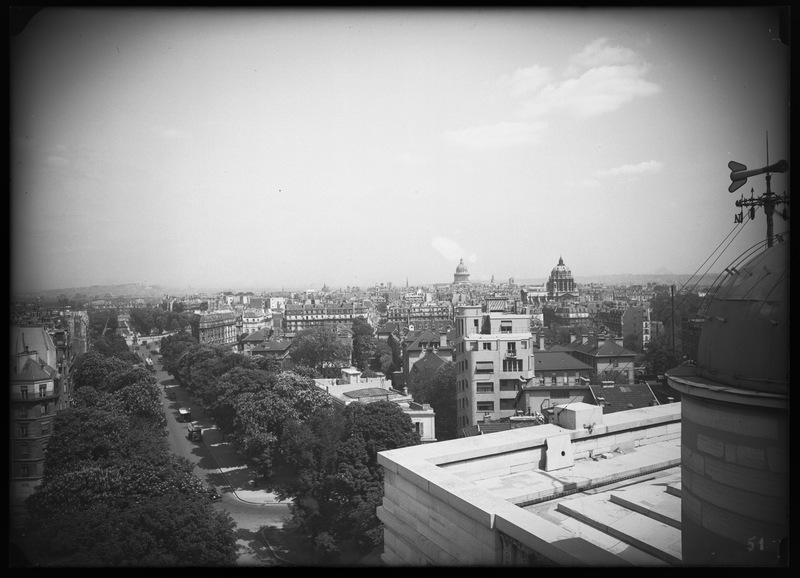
[19, 424, 28, 438]
[500, 321, 512, 334]
[507, 342, 516, 353]
[21, 465, 30, 478]
[500, 399, 517, 410]
[415, 422, 424, 438]
[477, 401, 494, 412]
[502, 359, 522, 372]
[471, 341, 478, 351]
[613, 359, 619, 367]
[521, 340, 528, 349]
[476, 381, 494, 393]
[39, 384, 48, 398]
[475, 361, 494, 373]
[20, 386, 28, 399]
[500, 379, 520, 391]
[41, 422, 51, 436]
[20, 444, 30, 458]
[482, 342, 492, 350]
[18, 407, 28, 418]
[551, 375, 557, 385]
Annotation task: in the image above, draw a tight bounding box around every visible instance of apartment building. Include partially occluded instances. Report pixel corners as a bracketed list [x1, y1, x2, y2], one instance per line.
[595, 305, 652, 351]
[241, 308, 270, 335]
[454, 304, 535, 432]
[193, 310, 238, 347]
[282, 301, 370, 334]
[10, 326, 72, 528]
[385, 302, 452, 328]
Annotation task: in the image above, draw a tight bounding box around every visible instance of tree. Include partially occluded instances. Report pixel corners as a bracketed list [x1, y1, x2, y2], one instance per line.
[642, 333, 680, 376]
[351, 317, 376, 371]
[408, 361, 458, 441]
[41, 407, 135, 480]
[72, 351, 129, 393]
[289, 326, 351, 374]
[623, 332, 639, 353]
[159, 330, 198, 376]
[231, 371, 333, 480]
[209, 367, 275, 435]
[27, 488, 237, 566]
[282, 401, 420, 560]
[371, 339, 394, 375]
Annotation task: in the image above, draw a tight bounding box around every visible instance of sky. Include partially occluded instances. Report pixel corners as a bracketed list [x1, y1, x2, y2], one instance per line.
[10, 7, 791, 294]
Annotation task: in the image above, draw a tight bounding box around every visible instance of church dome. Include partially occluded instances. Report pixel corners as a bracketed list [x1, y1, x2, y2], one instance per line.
[455, 258, 469, 274]
[550, 256, 571, 278]
[694, 236, 789, 395]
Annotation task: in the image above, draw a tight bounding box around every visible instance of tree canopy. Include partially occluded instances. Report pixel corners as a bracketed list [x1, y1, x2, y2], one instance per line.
[25, 346, 238, 567]
[408, 361, 458, 441]
[289, 326, 351, 376]
[276, 400, 419, 561]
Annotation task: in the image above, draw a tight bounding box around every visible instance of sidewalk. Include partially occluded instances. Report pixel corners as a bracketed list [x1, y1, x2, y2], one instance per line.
[196, 419, 290, 506]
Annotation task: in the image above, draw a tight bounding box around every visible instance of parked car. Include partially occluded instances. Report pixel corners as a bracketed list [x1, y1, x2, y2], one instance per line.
[187, 424, 202, 442]
[178, 408, 192, 422]
[207, 486, 222, 502]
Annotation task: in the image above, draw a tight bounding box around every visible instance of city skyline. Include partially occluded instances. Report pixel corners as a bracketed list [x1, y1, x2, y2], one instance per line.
[10, 7, 790, 294]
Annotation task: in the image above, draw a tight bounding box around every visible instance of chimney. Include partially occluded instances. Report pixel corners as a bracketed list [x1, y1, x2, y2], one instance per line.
[539, 333, 545, 350]
[570, 333, 577, 343]
[614, 336, 623, 347]
[582, 334, 589, 345]
[597, 335, 606, 347]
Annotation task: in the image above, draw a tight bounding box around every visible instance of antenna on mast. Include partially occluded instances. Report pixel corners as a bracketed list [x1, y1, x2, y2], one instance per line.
[728, 133, 789, 248]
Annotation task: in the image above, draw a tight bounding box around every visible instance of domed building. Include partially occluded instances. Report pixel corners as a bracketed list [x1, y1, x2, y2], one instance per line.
[453, 258, 470, 285]
[666, 235, 789, 566]
[546, 256, 577, 300]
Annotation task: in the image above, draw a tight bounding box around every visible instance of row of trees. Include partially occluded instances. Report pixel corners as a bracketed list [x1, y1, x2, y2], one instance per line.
[160, 327, 421, 561]
[25, 348, 238, 567]
[128, 306, 195, 336]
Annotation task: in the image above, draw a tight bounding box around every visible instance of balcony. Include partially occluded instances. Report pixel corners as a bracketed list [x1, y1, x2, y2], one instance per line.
[505, 350, 517, 358]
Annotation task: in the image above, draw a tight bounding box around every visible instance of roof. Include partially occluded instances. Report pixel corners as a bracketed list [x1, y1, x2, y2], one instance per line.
[12, 356, 57, 381]
[252, 339, 292, 353]
[242, 328, 270, 343]
[410, 351, 448, 373]
[566, 337, 636, 358]
[533, 351, 592, 372]
[589, 383, 659, 414]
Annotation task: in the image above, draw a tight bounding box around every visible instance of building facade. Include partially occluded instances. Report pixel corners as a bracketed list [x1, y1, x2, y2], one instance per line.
[282, 302, 370, 335]
[385, 302, 452, 328]
[454, 304, 535, 431]
[10, 327, 72, 528]
[193, 310, 238, 347]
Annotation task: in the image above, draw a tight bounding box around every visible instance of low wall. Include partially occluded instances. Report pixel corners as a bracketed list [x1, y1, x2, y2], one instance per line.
[377, 403, 682, 566]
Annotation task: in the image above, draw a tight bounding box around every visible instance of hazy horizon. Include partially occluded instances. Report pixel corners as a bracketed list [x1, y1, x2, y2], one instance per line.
[11, 7, 790, 294]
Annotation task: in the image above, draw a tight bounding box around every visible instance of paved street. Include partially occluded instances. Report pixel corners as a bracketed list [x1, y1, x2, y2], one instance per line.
[143, 344, 293, 566]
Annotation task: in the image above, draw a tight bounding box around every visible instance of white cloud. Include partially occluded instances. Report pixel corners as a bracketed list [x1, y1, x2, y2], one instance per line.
[523, 62, 660, 118]
[596, 160, 664, 177]
[446, 38, 660, 149]
[443, 121, 547, 150]
[565, 37, 639, 75]
[432, 236, 476, 264]
[498, 64, 553, 97]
